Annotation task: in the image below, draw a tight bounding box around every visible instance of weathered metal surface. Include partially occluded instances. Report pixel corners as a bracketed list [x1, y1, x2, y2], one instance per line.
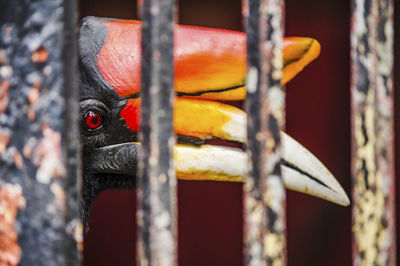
[137, 0, 177, 265]
[350, 0, 396, 265]
[0, 0, 81, 265]
[0, 184, 25, 266]
[243, 0, 286, 265]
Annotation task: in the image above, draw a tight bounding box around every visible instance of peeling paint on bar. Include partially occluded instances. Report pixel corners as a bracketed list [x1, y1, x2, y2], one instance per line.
[0, 184, 25, 266]
[0, 0, 81, 265]
[137, 0, 177, 265]
[350, 0, 396, 265]
[243, 0, 286, 265]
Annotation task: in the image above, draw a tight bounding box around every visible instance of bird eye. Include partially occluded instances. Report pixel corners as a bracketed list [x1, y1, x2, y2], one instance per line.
[85, 111, 102, 129]
[80, 99, 110, 133]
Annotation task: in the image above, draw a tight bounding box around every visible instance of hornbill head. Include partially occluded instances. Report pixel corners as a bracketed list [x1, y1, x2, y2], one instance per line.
[79, 17, 349, 227]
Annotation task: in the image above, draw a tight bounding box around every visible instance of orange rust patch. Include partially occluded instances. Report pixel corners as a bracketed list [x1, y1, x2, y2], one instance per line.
[0, 130, 10, 155]
[33, 126, 66, 184]
[28, 108, 35, 121]
[31, 47, 48, 63]
[27, 87, 39, 121]
[12, 151, 23, 169]
[23, 147, 31, 158]
[0, 50, 6, 64]
[0, 81, 9, 115]
[22, 138, 36, 159]
[28, 88, 39, 105]
[4, 27, 12, 36]
[0, 184, 25, 266]
[33, 77, 41, 89]
[72, 222, 84, 251]
[50, 183, 66, 211]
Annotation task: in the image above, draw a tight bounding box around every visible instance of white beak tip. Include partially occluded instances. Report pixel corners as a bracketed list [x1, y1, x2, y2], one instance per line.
[336, 191, 350, 206]
[281, 132, 350, 207]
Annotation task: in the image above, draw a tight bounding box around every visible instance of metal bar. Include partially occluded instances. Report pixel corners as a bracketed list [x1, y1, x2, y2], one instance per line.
[0, 0, 81, 265]
[243, 0, 286, 265]
[137, 0, 177, 264]
[350, 0, 396, 265]
[62, 0, 82, 260]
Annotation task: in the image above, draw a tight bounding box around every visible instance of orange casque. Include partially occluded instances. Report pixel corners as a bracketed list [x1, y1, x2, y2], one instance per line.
[96, 20, 321, 135]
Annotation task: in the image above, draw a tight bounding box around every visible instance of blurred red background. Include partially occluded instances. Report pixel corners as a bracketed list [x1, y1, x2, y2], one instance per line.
[79, 0, 399, 265]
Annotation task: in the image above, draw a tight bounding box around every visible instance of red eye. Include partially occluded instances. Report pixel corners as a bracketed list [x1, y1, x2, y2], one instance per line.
[85, 111, 102, 129]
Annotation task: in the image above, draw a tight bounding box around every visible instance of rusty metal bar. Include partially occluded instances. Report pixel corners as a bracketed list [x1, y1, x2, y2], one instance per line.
[0, 0, 81, 265]
[137, 0, 177, 264]
[350, 0, 396, 265]
[243, 0, 286, 265]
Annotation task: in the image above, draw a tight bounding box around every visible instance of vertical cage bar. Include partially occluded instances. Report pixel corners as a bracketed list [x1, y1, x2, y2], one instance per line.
[351, 0, 396, 265]
[0, 0, 81, 265]
[243, 0, 286, 265]
[137, 0, 177, 265]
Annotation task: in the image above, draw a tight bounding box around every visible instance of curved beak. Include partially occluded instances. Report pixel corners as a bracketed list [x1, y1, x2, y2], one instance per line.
[282, 37, 321, 86]
[85, 132, 349, 207]
[175, 132, 349, 206]
[85, 91, 349, 207]
[91, 18, 320, 101]
[280, 132, 349, 206]
[81, 17, 348, 207]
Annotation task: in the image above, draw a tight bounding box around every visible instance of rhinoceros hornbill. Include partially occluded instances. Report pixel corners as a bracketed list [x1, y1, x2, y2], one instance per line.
[79, 17, 349, 227]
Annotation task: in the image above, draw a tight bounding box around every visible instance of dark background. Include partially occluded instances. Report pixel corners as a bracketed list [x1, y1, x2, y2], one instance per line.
[79, 0, 399, 265]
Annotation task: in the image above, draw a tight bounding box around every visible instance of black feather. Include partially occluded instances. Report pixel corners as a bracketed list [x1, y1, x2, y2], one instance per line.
[79, 17, 137, 228]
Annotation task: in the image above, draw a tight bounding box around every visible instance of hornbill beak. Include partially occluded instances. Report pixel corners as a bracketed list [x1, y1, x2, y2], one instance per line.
[80, 17, 321, 101]
[85, 135, 349, 207]
[79, 17, 348, 225]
